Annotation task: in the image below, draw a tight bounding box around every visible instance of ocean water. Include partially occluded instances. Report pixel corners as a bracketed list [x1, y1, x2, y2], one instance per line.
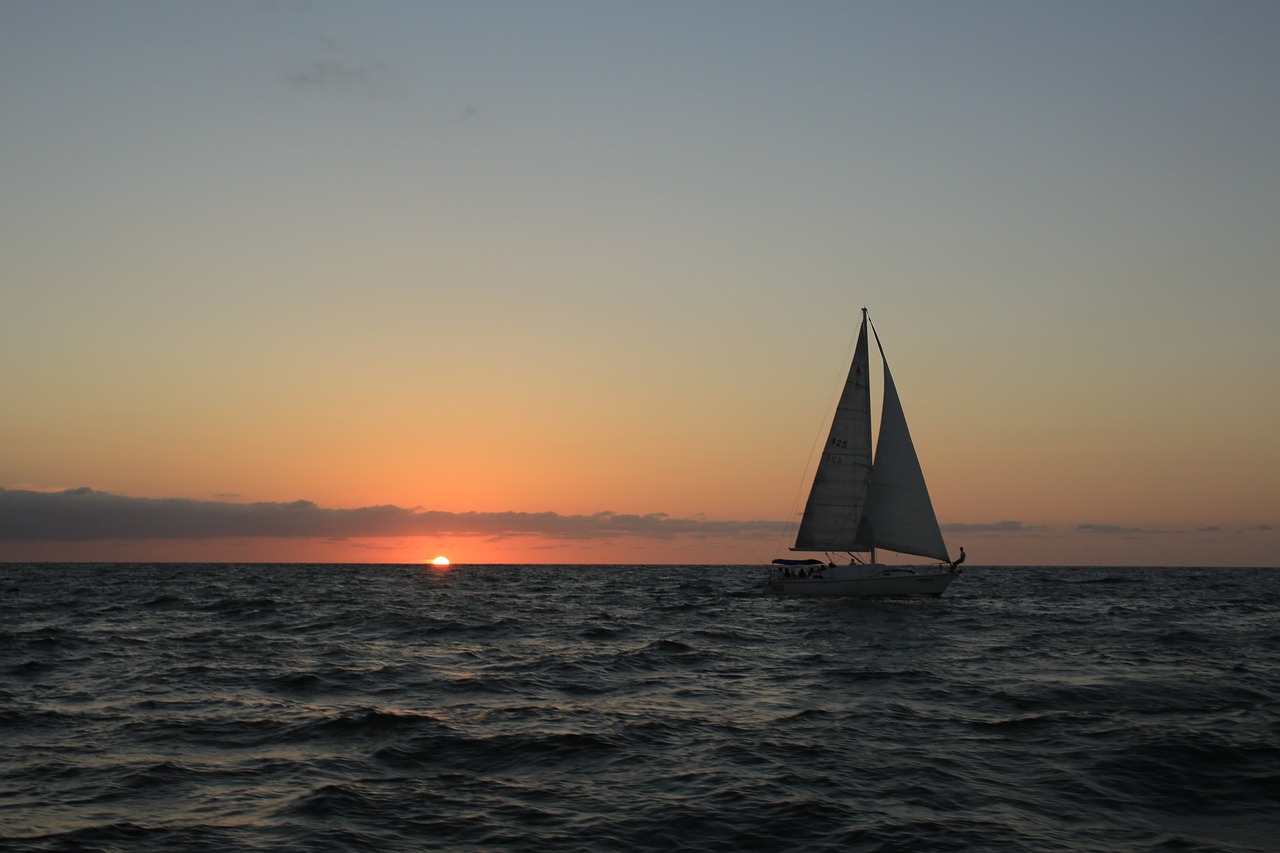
[1, 564, 1277, 852]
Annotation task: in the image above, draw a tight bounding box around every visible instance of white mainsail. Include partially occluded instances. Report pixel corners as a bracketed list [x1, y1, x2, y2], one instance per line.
[793, 310, 948, 563]
[793, 315, 872, 552]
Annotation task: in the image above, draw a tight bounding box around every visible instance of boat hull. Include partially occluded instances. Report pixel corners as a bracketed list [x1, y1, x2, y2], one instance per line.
[765, 567, 958, 598]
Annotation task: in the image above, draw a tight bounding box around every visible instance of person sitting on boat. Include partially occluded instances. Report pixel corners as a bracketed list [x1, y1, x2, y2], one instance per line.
[949, 547, 966, 573]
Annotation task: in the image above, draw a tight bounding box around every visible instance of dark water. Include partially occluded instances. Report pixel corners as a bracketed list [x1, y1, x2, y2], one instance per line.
[1, 564, 1277, 852]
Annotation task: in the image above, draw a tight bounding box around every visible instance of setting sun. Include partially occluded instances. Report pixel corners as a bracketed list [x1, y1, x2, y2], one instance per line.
[431, 556, 451, 567]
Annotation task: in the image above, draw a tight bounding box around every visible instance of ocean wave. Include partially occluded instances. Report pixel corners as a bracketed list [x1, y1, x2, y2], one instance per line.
[1090, 733, 1280, 816]
[2, 564, 1277, 853]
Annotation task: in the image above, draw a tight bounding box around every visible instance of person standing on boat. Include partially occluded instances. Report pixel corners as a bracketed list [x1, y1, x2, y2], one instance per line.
[949, 547, 966, 572]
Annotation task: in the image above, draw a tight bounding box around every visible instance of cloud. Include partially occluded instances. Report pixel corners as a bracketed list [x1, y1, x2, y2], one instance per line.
[0, 488, 787, 544]
[1077, 522, 1275, 537]
[7, 489, 1263, 554]
[1076, 523, 1165, 535]
[282, 60, 390, 93]
[941, 520, 1043, 534]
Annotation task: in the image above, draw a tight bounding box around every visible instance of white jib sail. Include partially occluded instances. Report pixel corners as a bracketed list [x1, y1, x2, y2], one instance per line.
[854, 346, 949, 563]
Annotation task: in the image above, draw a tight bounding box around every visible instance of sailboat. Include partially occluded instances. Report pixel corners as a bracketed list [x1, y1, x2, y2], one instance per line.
[766, 308, 963, 597]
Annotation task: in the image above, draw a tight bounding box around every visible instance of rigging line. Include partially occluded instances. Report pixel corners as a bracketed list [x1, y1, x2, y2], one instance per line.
[867, 314, 889, 363]
[865, 313, 889, 444]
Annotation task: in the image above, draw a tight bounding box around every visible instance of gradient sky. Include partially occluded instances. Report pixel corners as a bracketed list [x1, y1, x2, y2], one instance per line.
[3, 1, 1277, 565]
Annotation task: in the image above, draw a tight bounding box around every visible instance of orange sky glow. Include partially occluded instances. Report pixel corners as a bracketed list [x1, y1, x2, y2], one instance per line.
[2, 3, 1277, 566]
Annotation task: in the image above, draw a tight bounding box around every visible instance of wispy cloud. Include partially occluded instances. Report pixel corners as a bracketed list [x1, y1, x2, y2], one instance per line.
[0, 488, 786, 543]
[282, 59, 391, 93]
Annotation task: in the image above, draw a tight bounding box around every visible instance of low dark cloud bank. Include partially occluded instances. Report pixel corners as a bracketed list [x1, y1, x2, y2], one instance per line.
[941, 520, 1042, 534]
[0, 488, 787, 543]
[1077, 523, 1158, 535]
[9, 489, 1242, 548]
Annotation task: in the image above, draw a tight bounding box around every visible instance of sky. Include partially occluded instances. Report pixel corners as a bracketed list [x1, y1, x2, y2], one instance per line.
[2, 1, 1277, 566]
